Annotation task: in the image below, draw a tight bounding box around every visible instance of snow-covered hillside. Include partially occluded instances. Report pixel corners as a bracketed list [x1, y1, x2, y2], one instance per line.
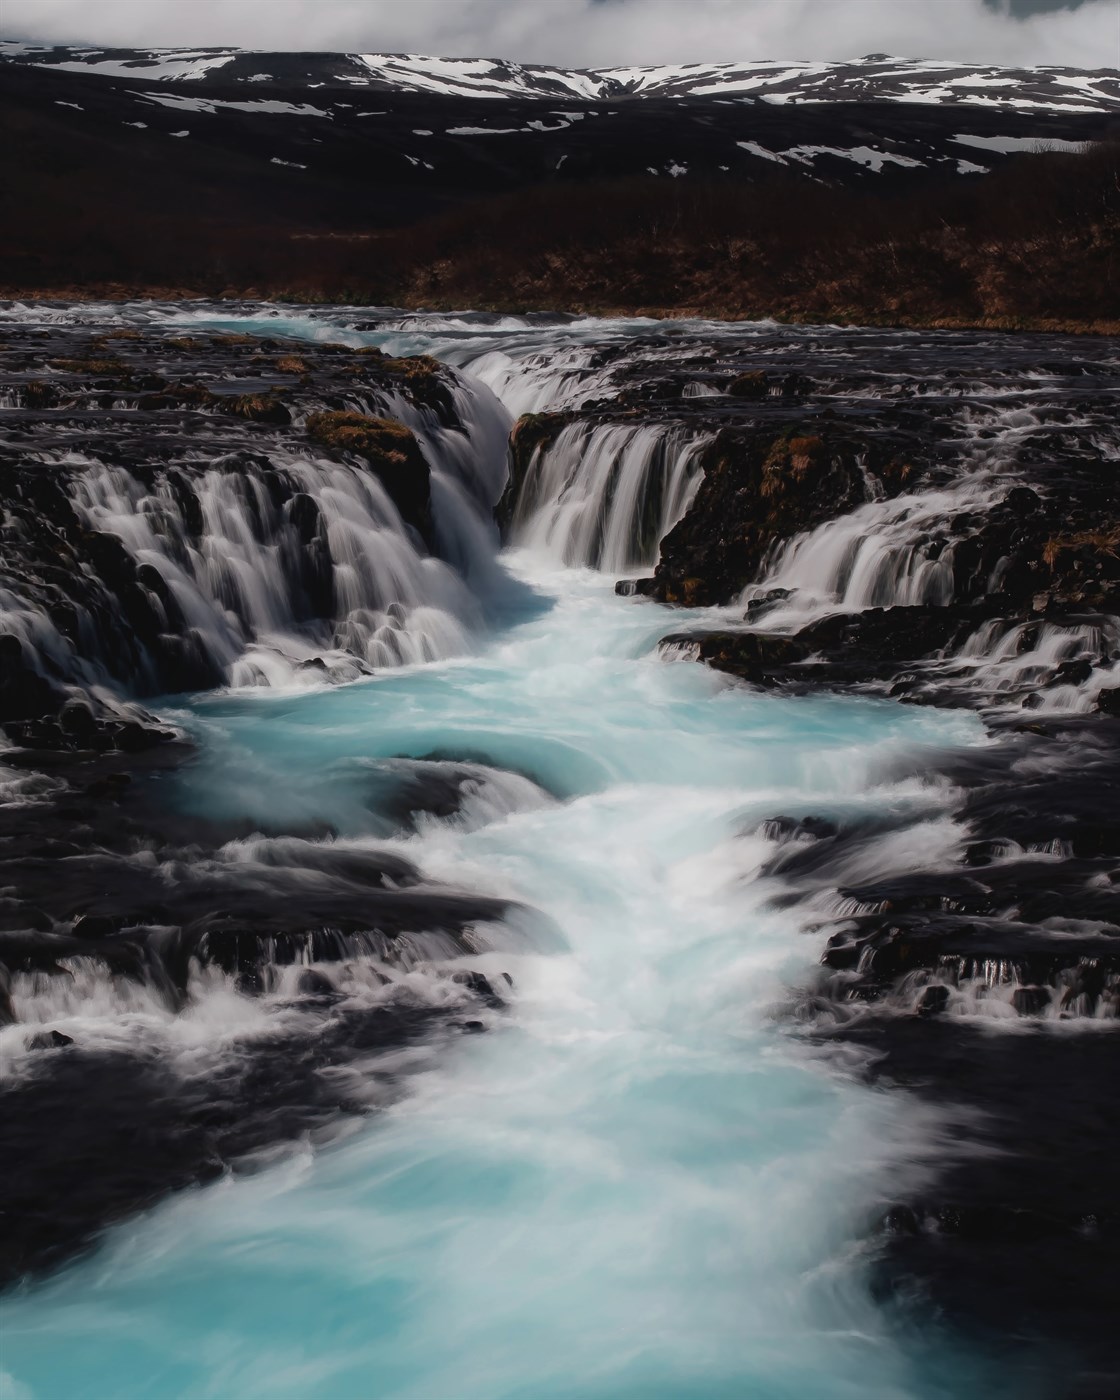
[3, 42, 1118, 114]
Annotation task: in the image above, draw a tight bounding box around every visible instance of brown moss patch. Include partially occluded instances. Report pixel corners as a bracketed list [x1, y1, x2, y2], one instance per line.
[228, 392, 290, 424]
[23, 381, 58, 409]
[1043, 528, 1120, 569]
[306, 411, 430, 531]
[307, 411, 415, 462]
[48, 358, 129, 375]
[728, 371, 769, 399]
[759, 433, 825, 498]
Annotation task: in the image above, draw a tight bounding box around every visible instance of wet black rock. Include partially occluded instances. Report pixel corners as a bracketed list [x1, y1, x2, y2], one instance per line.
[70, 914, 117, 941]
[452, 970, 507, 1009]
[915, 984, 950, 1017]
[294, 968, 337, 999]
[27, 1030, 74, 1050]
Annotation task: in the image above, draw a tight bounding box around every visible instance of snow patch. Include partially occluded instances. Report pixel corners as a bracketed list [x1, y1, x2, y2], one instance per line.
[953, 133, 1087, 154]
[783, 144, 924, 172]
[737, 141, 786, 164]
[137, 92, 332, 118]
[446, 126, 520, 136]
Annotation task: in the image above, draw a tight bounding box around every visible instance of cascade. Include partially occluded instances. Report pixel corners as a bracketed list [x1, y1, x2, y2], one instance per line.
[504, 420, 711, 571]
[746, 473, 1011, 621]
[2, 304, 1118, 1400]
[0, 348, 519, 696]
[71, 452, 479, 686]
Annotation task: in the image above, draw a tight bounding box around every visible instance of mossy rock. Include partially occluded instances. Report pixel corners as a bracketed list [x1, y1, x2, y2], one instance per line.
[306, 411, 431, 536]
[652, 423, 869, 606]
[49, 358, 130, 376]
[728, 371, 770, 400]
[228, 393, 291, 425]
[137, 382, 213, 411]
[274, 355, 310, 375]
[23, 381, 58, 410]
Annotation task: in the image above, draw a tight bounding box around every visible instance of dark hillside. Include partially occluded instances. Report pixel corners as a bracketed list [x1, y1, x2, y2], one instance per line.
[0, 53, 1117, 329]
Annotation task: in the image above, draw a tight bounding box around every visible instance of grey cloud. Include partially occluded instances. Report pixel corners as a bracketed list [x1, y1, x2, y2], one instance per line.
[2, 0, 1117, 69]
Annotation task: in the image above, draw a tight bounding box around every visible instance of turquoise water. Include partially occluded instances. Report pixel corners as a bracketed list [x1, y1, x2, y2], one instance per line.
[0, 561, 1003, 1400]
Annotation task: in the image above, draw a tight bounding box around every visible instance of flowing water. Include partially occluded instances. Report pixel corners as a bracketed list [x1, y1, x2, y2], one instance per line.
[2, 561, 994, 1400]
[3, 304, 1110, 1398]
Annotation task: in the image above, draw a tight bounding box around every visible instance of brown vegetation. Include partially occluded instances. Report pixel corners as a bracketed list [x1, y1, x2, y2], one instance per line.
[306, 412, 417, 463]
[1044, 527, 1120, 568]
[1, 142, 1116, 332]
[306, 412, 432, 533]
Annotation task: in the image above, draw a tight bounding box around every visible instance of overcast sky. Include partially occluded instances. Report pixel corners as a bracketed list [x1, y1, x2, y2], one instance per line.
[2, 0, 1117, 70]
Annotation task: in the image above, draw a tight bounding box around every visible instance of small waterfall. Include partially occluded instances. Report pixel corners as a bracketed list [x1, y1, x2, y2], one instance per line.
[69, 452, 480, 688]
[505, 421, 711, 572]
[948, 616, 1119, 713]
[0, 585, 100, 690]
[0, 336, 527, 698]
[458, 345, 606, 415]
[386, 380, 521, 610]
[747, 479, 1006, 622]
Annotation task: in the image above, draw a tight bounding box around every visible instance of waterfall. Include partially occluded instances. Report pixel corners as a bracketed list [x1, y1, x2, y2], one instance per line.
[947, 615, 1120, 713]
[745, 477, 1008, 622]
[67, 452, 480, 689]
[1, 344, 522, 697]
[505, 421, 711, 572]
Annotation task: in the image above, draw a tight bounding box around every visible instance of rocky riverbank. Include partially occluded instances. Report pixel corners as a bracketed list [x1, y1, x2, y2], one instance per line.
[0, 323, 525, 1282]
[498, 324, 1120, 1387]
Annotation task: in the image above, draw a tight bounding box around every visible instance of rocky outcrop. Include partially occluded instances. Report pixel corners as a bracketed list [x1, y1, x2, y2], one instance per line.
[650, 427, 870, 606]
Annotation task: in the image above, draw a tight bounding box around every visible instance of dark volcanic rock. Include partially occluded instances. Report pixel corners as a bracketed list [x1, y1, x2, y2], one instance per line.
[662, 603, 1005, 693]
[650, 426, 870, 606]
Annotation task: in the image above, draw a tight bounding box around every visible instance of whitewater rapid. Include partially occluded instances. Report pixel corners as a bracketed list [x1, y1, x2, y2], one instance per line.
[9, 302, 1097, 1397]
[0, 556, 1001, 1399]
